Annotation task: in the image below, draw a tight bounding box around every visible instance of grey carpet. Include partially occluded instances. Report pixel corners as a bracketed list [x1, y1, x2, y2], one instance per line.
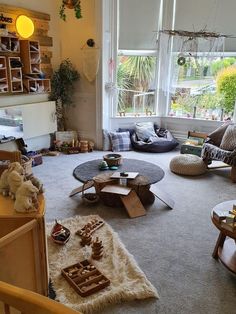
[33, 149, 236, 314]
[73, 158, 165, 184]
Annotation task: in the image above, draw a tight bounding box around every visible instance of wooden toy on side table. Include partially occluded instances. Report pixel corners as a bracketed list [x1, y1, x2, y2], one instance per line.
[91, 237, 103, 260]
[61, 260, 110, 297]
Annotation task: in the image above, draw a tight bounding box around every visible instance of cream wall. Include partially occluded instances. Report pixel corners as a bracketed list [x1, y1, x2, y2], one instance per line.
[0, 0, 99, 147]
[58, 0, 98, 143]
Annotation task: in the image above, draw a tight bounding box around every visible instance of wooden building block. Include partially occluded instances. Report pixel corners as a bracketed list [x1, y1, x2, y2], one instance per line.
[69, 181, 94, 197]
[110, 172, 139, 179]
[150, 185, 175, 209]
[120, 190, 146, 218]
[101, 184, 131, 195]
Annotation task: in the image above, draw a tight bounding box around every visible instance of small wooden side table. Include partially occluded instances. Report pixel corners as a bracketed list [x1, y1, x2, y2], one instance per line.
[211, 200, 236, 274]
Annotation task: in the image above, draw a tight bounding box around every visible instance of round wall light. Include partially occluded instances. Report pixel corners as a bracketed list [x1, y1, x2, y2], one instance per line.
[16, 15, 35, 39]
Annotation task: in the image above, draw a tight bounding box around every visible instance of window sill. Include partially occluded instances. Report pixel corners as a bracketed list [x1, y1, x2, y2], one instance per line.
[111, 115, 160, 119]
[163, 116, 223, 124]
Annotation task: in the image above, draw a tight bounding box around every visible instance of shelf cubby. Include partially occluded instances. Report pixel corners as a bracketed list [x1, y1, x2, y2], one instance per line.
[20, 40, 41, 75]
[0, 56, 8, 93]
[0, 36, 20, 53]
[8, 56, 23, 93]
[24, 78, 51, 94]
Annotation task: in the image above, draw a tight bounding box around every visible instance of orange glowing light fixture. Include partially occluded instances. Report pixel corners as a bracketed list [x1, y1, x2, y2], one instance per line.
[16, 15, 34, 39]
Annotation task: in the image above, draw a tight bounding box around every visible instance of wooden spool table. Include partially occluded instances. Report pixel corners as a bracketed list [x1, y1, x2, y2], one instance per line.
[0, 194, 48, 295]
[211, 200, 236, 274]
[93, 172, 154, 218]
[70, 159, 175, 216]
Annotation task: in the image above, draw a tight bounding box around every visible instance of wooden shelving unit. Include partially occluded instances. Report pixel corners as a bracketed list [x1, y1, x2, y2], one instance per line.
[0, 56, 8, 93]
[20, 40, 51, 94]
[0, 36, 20, 53]
[8, 56, 23, 93]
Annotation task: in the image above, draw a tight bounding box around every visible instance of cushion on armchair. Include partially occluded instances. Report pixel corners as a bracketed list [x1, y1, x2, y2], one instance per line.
[208, 121, 232, 146]
[220, 124, 236, 151]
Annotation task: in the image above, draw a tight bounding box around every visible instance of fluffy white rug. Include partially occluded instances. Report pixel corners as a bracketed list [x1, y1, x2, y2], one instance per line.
[47, 215, 158, 313]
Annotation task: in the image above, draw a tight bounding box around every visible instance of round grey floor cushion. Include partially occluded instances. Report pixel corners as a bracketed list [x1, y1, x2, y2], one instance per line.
[170, 154, 207, 176]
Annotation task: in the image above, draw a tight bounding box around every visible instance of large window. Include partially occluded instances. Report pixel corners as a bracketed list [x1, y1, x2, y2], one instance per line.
[116, 51, 157, 116]
[115, 0, 161, 116]
[168, 54, 236, 120]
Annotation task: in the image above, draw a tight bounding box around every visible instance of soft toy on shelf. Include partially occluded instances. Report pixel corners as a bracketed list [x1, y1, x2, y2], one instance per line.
[28, 175, 44, 194]
[8, 170, 24, 199]
[14, 180, 39, 213]
[0, 162, 24, 196]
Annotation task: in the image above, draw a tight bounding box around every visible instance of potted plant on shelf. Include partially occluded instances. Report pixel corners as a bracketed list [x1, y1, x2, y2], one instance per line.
[49, 59, 79, 131]
[59, 0, 82, 21]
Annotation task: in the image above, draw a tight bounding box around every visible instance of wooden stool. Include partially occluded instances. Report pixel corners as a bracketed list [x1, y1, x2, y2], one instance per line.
[93, 173, 122, 207]
[80, 141, 88, 153]
[127, 175, 155, 205]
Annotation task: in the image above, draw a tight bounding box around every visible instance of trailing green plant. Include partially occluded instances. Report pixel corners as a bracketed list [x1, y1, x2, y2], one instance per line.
[59, 0, 82, 21]
[49, 59, 79, 130]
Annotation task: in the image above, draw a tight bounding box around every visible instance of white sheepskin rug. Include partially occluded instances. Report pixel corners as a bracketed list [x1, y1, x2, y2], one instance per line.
[47, 215, 158, 313]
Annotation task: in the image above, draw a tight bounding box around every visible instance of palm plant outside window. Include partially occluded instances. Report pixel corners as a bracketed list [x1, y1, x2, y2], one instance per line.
[116, 52, 157, 116]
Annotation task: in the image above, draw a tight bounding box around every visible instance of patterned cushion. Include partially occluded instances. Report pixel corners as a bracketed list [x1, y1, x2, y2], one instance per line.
[135, 122, 157, 141]
[220, 124, 236, 151]
[109, 131, 132, 152]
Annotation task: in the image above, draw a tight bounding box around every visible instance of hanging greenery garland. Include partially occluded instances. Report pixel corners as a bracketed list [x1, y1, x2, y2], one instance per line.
[59, 0, 82, 21]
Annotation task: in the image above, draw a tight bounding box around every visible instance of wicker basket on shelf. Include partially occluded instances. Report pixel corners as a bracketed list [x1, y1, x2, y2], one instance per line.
[103, 154, 123, 167]
[81, 180, 99, 205]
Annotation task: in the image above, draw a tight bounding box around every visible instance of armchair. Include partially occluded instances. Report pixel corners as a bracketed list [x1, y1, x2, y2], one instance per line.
[201, 123, 236, 182]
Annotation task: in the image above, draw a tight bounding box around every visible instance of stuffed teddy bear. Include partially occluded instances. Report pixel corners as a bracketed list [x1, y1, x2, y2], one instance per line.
[0, 162, 24, 196]
[8, 170, 24, 199]
[14, 180, 39, 213]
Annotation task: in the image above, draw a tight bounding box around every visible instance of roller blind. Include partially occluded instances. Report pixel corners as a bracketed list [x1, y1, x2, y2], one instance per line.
[175, 0, 236, 51]
[119, 0, 161, 50]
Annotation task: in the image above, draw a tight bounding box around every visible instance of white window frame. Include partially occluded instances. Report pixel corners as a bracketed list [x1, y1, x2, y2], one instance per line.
[167, 51, 236, 120]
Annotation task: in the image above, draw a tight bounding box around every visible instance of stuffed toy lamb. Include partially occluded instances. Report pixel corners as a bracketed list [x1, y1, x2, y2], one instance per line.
[14, 180, 39, 213]
[28, 175, 44, 194]
[8, 170, 24, 199]
[0, 162, 24, 196]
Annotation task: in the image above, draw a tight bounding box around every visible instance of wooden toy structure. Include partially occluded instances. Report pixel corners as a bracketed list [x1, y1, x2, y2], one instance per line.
[91, 237, 103, 260]
[80, 231, 92, 247]
[61, 260, 110, 297]
[76, 219, 104, 237]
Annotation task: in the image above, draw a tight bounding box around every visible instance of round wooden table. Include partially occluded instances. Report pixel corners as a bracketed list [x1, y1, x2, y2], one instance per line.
[211, 200, 236, 274]
[73, 158, 165, 184]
